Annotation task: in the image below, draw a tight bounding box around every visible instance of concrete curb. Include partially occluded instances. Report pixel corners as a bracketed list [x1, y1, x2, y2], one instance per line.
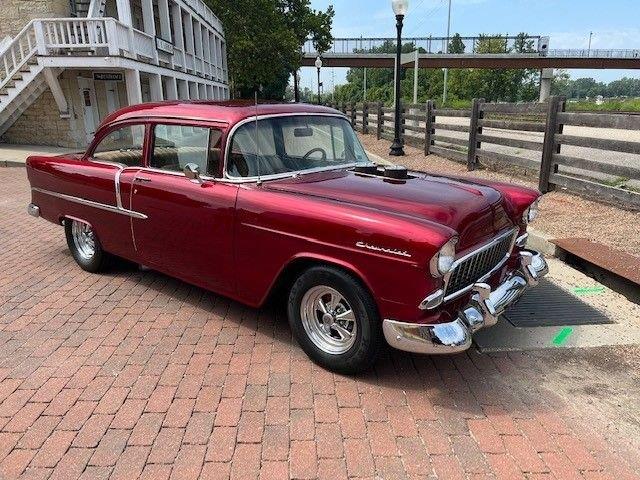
[0, 161, 26, 167]
[526, 227, 558, 257]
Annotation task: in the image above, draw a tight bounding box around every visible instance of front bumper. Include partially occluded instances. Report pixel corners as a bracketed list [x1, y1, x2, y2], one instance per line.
[382, 249, 548, 354]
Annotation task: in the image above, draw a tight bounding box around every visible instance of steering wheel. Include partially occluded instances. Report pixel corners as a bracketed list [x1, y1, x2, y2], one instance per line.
[302, 147, 327, 161]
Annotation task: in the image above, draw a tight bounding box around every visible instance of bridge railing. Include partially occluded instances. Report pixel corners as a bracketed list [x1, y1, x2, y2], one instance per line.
[303, 35, 542, 55]
[547, 49, 640, 58]
[325, 98, 640, 210]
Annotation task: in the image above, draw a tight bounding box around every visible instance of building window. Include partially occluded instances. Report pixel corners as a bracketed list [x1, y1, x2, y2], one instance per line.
[92, 124, 145, 166]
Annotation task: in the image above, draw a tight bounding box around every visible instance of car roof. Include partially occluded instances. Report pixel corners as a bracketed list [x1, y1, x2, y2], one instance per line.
[99, 100, 344, 129]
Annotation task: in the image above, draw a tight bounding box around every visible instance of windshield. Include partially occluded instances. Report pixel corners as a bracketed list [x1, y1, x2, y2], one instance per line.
[227, 115, 369, 178]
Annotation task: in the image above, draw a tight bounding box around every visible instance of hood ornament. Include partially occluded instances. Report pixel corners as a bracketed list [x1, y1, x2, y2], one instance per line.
[356, 241, 411, 258]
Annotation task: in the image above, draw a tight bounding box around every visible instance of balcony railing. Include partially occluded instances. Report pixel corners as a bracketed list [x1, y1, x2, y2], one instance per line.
[1, 17, 225, 93]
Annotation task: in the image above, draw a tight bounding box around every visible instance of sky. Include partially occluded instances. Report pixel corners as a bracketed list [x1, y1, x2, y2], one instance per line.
[298, 0, 640, 94]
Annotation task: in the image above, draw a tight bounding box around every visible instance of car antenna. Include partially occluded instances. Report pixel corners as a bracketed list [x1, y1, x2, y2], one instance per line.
[254, 85, 262, 186]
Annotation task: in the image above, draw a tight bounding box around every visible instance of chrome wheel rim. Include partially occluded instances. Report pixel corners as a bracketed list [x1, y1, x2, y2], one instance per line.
[71, 220, 96, 261]
[300, 286, 357, 354]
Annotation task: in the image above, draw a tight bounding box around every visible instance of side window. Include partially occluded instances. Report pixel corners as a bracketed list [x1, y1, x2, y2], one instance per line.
[92, 124, 145, 166]
[151, 124, 213, 174]
[228, 121, 277, 177]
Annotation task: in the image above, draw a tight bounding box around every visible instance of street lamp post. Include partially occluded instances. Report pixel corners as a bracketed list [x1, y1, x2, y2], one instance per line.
[315, 56, 322, 104]
[587, 31, 594, 56]
[389, 0, 408, 157]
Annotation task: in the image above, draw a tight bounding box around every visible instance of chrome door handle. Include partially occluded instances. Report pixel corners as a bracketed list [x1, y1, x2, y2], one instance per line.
[134, 177, 152, 183]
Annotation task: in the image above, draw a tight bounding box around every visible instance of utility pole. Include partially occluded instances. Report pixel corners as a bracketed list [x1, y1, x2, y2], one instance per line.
[413, 49, 418, 104]
[442, 0, 452, 105]
[363, 67, 367, 102]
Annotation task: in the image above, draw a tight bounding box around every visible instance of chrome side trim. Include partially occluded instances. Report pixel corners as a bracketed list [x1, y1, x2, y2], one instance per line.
[114, 166, 125, 209]
[32, 187, 148, 220]
[442, 228, 518, 302]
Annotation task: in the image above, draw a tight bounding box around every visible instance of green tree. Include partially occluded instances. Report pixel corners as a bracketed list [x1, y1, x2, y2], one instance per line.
[206, 0, 333, 99]
[448, 33, 465, 54]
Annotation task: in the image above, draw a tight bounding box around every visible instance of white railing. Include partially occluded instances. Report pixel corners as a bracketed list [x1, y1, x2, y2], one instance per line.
[0, 21, 38, 90]
[41, 18, 109, 50]
[132, 29, 157, 61]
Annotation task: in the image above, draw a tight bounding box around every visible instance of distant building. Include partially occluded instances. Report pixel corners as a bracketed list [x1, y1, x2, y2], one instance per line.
[0, 0, 229, 147]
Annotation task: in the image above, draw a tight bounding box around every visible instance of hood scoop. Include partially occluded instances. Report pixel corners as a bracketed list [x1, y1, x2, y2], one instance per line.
[383, 165, 408, 180]
[353, 162, 409, 180]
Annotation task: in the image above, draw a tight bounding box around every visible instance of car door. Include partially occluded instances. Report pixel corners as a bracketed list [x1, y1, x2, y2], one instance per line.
[129, 122, 238, 295]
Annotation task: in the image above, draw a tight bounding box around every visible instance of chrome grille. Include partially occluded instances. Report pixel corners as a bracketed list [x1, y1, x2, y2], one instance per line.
[444, 230, 516, 298]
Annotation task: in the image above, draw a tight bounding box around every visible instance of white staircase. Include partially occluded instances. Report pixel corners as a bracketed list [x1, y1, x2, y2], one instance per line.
[0, 22, 46, 137]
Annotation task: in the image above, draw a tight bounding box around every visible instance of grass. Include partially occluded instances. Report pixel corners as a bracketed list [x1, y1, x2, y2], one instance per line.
[566, 98, 640, 112]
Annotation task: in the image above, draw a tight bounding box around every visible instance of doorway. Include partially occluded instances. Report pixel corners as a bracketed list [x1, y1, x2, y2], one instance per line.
[77, 77, 99, 143]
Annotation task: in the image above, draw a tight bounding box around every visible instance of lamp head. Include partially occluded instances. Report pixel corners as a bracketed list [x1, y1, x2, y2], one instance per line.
[315, 56, 323, 69]
[392, 0, 408, 16]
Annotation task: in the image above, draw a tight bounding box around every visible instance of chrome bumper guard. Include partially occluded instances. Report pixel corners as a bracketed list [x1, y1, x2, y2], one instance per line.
[383, 250, 548, 354]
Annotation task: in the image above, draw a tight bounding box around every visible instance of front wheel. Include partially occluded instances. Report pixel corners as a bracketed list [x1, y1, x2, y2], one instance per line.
[287, 266, 383, 374]
[65, 219, 111, 272]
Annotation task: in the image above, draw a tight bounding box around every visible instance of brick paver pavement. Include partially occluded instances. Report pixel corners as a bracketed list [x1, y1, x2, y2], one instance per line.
[1, 166, 639, 479]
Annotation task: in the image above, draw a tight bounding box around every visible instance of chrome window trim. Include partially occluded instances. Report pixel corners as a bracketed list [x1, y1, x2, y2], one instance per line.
[222, 112, 359, 184]
[442, 227, 519, 302]
[32, 187, 148, 220]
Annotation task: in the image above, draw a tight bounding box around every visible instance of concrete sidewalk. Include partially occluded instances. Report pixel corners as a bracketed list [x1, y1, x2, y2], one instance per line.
[0, 143, 78, 167]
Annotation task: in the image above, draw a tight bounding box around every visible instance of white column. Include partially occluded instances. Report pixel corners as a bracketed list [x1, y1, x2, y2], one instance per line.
[157, 0, 172, 40]
[178, 79, 189, 99]
[202, 28, 210, 77]
[165, 77, 178, 100]
[149, 74, 163, 101]
[141, 0, 156, 37]
[189, 82, 199, 99]
[171, 3, 185, 69]
[125, 69, 142, 105]
[193, 20, 203, 74]
[116, 0, 133, 25]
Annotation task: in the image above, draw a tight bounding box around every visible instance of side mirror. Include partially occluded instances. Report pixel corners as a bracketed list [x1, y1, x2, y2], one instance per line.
[183, 163, 203, 183]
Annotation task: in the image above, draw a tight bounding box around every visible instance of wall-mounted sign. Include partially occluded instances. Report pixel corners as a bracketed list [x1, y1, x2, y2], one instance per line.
[156, 37, 174, 55]
[93, 72, 123, 82]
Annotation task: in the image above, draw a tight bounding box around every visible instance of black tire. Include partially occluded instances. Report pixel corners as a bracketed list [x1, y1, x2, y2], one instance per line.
[64, 219, 111, 273]
[287, 265, 383, 374]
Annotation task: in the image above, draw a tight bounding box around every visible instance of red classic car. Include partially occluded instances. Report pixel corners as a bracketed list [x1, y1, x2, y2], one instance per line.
[26, 101, 547, 373]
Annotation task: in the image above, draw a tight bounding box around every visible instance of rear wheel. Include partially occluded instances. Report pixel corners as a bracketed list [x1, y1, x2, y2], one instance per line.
[65, 219, 111, 272]
[288, 266, 382, 374]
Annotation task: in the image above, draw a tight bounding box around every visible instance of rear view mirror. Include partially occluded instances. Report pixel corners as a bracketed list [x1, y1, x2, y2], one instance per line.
[294, 127, 313, 137]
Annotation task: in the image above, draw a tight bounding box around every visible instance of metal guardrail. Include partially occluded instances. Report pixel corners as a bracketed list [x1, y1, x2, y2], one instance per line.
[304, 35, 542, 55]
[304, 37, 640, 60]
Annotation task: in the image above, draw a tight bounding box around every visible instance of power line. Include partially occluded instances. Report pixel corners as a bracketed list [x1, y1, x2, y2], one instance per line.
[405, 0, 447, 37]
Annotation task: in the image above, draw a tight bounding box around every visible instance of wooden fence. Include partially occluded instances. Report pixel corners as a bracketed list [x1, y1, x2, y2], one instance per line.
[326, 98, 640, 210]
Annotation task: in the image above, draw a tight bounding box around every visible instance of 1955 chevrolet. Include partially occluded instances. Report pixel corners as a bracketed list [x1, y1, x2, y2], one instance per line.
[26, 101, 547, 373]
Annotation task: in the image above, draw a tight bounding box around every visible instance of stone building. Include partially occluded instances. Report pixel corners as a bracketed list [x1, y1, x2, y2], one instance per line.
[0, 0, 229, 147]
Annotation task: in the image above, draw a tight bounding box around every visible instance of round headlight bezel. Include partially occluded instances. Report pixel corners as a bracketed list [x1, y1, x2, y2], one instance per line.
[430, 237, 458, 277]
[523, 199, 540, 224]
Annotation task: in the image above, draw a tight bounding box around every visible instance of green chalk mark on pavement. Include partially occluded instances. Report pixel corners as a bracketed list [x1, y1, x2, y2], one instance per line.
[552, 327, 573, 346]
[573, 286, 605, 296]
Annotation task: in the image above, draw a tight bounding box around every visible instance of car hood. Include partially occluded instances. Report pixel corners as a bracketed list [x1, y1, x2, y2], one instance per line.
[264, 168, 514, 250]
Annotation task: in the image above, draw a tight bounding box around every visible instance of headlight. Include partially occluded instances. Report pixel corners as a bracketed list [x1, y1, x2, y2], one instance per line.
[523, 199, 539, 223]
[430, 237, 458, 277]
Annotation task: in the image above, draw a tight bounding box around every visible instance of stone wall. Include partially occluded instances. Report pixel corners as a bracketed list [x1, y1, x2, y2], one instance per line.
[0, 0, 71, 39]
[1, 89, 81, 147]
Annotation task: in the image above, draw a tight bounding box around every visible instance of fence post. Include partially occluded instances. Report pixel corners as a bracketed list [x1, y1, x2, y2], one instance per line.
[362, 103, 369, 134]
[467, 98, 483, 170]
[350, 102, 357, 128]
[539, 95, 565, 193]
[424, 100, 434, 156]
[376, 102, 383, 140]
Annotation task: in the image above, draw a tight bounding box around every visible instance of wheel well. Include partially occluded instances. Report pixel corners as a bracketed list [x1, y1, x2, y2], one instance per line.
[265, 257, 373, 306]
